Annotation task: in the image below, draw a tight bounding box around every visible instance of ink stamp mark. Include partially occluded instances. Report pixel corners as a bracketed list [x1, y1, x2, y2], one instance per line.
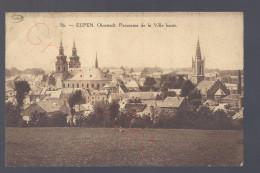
[12, 14, 24, 23]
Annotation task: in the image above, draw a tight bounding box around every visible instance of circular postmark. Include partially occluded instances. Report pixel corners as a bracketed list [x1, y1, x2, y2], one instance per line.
[11, 14, 24, 23]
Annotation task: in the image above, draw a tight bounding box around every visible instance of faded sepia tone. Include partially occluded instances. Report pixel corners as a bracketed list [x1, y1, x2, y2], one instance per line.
[5, 12, 243, 167]
[6, 12, 243, 71]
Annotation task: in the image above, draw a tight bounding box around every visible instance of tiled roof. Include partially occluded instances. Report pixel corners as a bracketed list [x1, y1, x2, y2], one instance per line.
[159, 96, 185, 108]
[37, 101, 61, 112]
[65, 67, 110, 81]
[39, 87, 47, 95]
[168, 89, 182, 95]
[214, 88, 226, 96]
[62, 88, 74, 95]
[222, 94, 243, 100]
[126, 81, 139, 88]
[91, 89, 108, 95]
[74, 103, 94, 112]
[196, 81, 215, 95]
[109, 93, 129, 101]
[129, 92, 158, 100]
[125, 103, 147, 113]
[104, 83, 117, 88]
[203, 99, 218, 106]
[29, 89, 41, 95]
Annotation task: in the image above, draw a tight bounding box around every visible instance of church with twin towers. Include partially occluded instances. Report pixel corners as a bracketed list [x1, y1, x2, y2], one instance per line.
[54, 37, 206, 90]
[55, 39, 111, 90]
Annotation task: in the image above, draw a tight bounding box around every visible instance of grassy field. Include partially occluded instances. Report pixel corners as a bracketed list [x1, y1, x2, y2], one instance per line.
[5, 127, 243, 167]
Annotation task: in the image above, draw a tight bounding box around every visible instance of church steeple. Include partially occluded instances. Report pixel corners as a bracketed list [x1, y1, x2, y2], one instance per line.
[191, 37, 205, 84]
[196, 37, 201, 59]
[95, 52, 98, 69]
[59, 37, 64, 55]
[72, 39, 77, 56]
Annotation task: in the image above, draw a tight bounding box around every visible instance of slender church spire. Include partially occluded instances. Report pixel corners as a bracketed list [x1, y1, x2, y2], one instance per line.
[72, 39, 77, 56]
[59, 37, 64, 55]
[196, 36, 201, 59]
[95, 52, 98, 69]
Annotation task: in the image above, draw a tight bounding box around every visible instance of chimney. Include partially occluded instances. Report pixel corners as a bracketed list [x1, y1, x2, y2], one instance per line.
[237, 70, 242, 94]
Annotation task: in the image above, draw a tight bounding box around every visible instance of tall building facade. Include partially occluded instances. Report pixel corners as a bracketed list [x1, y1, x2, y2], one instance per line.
[191, 38, 205, 84]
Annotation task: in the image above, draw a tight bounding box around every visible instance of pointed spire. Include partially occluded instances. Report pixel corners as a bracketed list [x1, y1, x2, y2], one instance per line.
[196, 36, 201, 59]
[72, 39, 77, 56]
[60, 37, 63, 47]
[59, 36, 64, 55]
[95, 52, 98, 69]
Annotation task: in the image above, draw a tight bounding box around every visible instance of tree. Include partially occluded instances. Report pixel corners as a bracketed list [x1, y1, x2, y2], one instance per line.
[68, 90, 84, 126]
[155, 94, 163, 100]
[6, 102, 21, 127]
[175, 75, 185, 88]
[188, 89, 201, 108]
[14, 80, 31, 109]
[163, 91, 176, 99]
[130, 68, 134, 73]
[48, 73, 56, 86]
[109, 102, 120, 121]
[143, 77, 157, 90]
[180, 80, 195, 97]
[42, 74, 48, 82]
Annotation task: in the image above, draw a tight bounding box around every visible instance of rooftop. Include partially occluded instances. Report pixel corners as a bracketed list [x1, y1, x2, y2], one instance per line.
[159, 96, 185, 108]
[65, 67, 110, 81]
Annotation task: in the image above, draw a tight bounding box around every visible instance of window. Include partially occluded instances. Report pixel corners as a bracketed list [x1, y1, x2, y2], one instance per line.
[97, 84, 100, 89]
[87, 84, 89, 88]
[63, 84, 65, 88]
[68, 83, 70, 87]
[63, 67, 66, 71]
[92, 84, 94, 88]
[72, 84, 74, 88]
[77, 84, 79, 88]
[82, 84, 84, 87]
[58, 67, 60, 71]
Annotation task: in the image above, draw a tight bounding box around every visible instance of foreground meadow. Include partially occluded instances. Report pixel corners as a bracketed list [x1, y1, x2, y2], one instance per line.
[6, 127, 243, 166]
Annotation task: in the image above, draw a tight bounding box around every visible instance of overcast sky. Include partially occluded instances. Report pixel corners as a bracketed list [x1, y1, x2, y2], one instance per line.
[6, 12, 243, 71]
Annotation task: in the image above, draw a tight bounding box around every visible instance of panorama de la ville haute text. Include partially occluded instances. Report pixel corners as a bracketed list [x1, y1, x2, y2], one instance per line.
[75, 23, 177, 28]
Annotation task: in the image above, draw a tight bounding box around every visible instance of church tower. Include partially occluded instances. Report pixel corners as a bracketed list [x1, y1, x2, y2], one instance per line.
[69, 40, 81, 68]
[55, 38, 68, 88]
[191, 37, 205, 84]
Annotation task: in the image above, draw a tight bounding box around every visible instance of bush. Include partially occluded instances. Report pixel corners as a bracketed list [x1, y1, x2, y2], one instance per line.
[48, 112, 68, 127]
[153, 115, 182, 129]
[28, 111, 68, 127]
[17, 119, 28, 127]
[178, 107, 236, 130]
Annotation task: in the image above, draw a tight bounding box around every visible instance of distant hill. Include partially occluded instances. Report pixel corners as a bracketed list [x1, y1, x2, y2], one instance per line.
[6, 67, 45, 78]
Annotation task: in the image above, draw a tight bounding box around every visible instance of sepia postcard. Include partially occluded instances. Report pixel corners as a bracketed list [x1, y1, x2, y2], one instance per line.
[5, 12, 243, 167]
